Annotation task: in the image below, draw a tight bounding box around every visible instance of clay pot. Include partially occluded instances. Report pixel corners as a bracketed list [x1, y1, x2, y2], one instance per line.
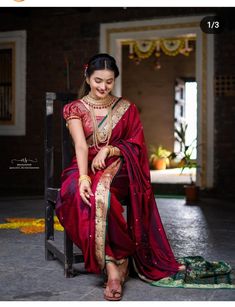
[184, 184, 199, 202]
[153, 158, 167, 170]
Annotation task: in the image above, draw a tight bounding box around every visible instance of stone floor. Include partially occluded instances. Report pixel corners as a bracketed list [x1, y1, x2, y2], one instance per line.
[0, 195, 235, 301]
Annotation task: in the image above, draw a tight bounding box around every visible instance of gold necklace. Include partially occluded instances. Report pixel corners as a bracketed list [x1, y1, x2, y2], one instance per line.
[89, 104, 113, 150]
[82, 94, 115, 109]
[82, 94, 114, 150]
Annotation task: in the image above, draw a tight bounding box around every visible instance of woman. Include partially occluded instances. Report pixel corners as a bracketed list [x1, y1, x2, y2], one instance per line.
[55, 53, 187, 300]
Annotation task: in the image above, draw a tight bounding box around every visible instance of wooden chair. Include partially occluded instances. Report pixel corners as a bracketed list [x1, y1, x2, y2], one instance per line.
[44, 92, 84, 277]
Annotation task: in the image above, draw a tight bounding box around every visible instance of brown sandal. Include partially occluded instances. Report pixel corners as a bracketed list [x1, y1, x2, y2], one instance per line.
[104, 279, 123, 301]
[103, 258, 129, 288]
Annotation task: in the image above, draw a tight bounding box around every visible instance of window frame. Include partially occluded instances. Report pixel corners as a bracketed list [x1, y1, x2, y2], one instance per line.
[0, 30, 26, 135]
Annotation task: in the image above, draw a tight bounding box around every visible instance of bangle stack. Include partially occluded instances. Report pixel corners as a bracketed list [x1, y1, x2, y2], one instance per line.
[78, 175, 91, 186]
[106, 145, 116, 157]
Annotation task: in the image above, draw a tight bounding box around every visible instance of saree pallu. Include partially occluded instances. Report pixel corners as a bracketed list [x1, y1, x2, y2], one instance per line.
[55, 98, 180, 280]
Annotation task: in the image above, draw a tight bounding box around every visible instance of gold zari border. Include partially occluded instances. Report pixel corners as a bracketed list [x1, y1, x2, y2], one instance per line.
[95, 158, 122, 269]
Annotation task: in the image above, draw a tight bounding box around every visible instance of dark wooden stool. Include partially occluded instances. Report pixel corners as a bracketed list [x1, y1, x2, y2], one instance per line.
[44, 92, 84, 277]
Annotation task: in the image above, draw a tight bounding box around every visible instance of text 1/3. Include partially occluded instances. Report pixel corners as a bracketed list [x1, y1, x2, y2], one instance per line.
[200, 16, 224, 34]
[207, 21, 220, 29]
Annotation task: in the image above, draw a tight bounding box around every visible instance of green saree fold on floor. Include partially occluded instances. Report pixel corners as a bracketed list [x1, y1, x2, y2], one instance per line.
[151, 256, 235, 289]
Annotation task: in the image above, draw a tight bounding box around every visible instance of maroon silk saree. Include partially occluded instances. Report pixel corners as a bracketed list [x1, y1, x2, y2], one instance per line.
[55, 97, 180, 282]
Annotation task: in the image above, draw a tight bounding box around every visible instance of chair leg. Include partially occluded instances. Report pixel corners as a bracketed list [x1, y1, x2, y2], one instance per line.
[64, 231, 76, 277]
[46, 249, 56, 261]
[45, 200, 55, 260]
[64, 263, 75, 278]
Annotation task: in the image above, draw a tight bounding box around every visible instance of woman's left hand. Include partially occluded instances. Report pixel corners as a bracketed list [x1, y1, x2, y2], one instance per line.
[91, 147, 109, 174]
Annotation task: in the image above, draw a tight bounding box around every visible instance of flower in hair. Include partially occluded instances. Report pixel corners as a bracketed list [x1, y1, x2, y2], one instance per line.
[83, 64, 88, 77]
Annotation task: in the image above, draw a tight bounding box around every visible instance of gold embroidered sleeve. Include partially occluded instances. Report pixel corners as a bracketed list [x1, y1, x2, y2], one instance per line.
[63, 101, 82, 128]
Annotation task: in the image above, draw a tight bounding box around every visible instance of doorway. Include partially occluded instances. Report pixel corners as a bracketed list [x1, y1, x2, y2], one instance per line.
[100, 15, 214, 188]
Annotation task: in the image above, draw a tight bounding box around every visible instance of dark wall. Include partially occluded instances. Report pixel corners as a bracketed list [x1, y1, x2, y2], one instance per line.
[0, 7, 234, 198]
[214, 23, 235, 199]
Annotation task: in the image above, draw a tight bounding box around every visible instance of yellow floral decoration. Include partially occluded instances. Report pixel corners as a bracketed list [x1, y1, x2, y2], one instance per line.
[0, 216, 64, 234]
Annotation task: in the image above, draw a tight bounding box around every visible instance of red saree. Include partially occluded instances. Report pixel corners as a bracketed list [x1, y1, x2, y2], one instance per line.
[55, 97, 180, 282]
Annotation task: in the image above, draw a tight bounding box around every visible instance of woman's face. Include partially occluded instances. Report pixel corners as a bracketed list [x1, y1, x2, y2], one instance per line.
[86, 69, 115, 99]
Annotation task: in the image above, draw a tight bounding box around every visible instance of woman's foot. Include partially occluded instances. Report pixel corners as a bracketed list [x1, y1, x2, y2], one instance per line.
[178, 264, 186, 272]
[104, 261, 123, 301]
[103, 258, 129, 287]
[118, 258, 129, 285]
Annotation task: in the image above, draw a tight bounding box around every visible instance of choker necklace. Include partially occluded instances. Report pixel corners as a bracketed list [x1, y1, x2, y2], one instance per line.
[82, 94, 115, 109]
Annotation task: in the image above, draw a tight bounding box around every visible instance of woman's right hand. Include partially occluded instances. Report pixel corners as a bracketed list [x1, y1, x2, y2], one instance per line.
[79, 180, 94, 207]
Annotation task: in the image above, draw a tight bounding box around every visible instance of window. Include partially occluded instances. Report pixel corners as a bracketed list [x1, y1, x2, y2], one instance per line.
[174, 78, 197, 159]
[0, 43, 15, 124]
[0, 31, 26, 135]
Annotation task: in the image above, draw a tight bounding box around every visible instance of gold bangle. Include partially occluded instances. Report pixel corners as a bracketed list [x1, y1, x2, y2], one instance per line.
[78, 175, 91, 185]
[111, 147, 115, 157]
[112, 146, 121, 156]
[106, 145, 114, 157]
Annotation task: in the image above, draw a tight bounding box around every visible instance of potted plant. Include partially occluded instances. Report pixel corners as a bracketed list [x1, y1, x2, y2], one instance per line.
[180, 144, 198, 202]
[149, 145, 171, 170]
[174, 123, 199, 202]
